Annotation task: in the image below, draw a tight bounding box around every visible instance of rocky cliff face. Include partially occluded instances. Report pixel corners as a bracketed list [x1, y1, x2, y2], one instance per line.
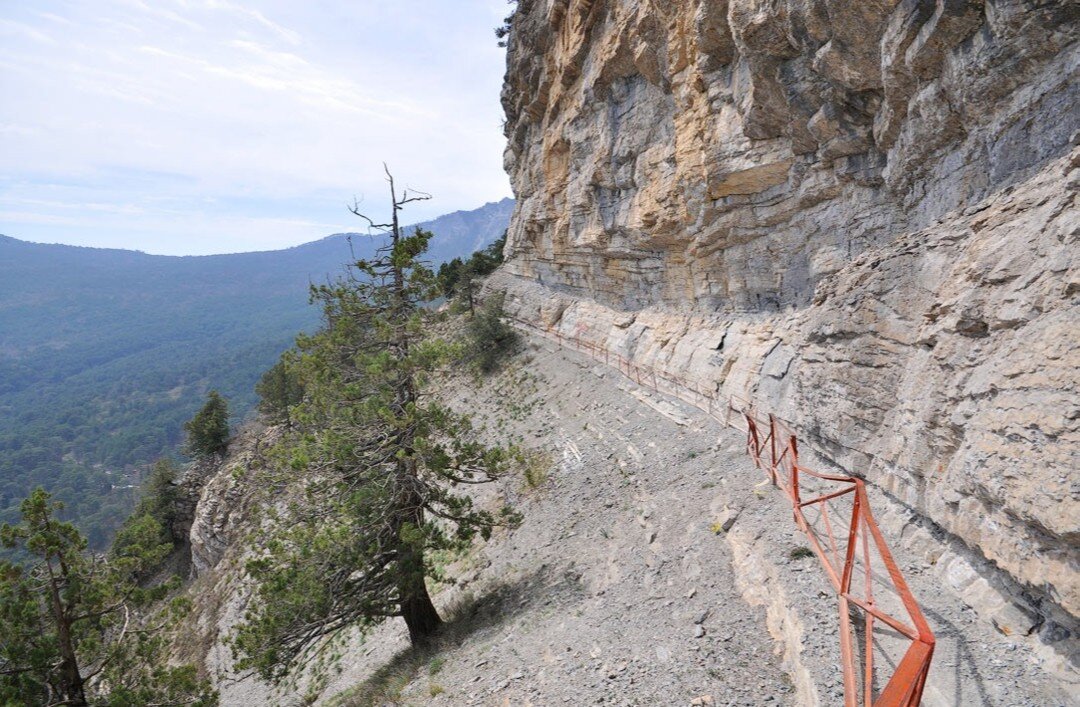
[185, 425, 280, 576]
[169, 424, 297, 700]
[496, 0, 1079, 660]
[502, 0, 1076, 311]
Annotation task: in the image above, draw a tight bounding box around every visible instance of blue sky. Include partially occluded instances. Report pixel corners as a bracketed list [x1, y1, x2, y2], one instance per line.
[0, 1, 514, 255]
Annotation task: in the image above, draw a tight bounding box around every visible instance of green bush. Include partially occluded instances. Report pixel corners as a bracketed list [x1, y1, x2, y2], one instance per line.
[111, 458, 186, 565]
[183, 391, 230, 458]
[465, 294, 520, 374]
[256, 354, 304, 426]
[436, 231, 506, 299]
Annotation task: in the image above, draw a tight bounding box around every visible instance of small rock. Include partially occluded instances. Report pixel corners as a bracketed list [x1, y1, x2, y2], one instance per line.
[713, 506, 740, 533]
[694, 625, 706, 638]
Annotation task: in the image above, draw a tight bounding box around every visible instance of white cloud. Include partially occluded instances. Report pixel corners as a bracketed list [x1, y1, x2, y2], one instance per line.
[36, 12, 74, 26]
[0, 0, 513, 254]
[0, 18, 56, 44]
[204, 0, 302, 45]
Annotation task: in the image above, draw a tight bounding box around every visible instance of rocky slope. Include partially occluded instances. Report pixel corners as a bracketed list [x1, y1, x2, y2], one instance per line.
[174, 337, 1074, 704]
[494, 0, 1079, 676]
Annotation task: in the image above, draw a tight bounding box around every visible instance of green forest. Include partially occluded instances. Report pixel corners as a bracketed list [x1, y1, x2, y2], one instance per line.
[0, 199, 512, 547]
[0, 176, 517, 703]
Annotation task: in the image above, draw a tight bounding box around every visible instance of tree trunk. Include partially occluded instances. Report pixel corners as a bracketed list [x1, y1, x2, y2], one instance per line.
[56, 650, 87, 707]
[47, 565, 87, 706]
[383, 167, 442, 645]
[396, 483, 441, 644]
[400, 575, 442, 644]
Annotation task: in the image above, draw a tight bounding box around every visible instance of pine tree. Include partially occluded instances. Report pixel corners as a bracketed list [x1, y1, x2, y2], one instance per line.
[183, 390, 230, 458]
[231, 168, 519, 681]
[111, 458, 185, 564]
[0, 488, 216, 705]
[255, 354, 304, 427]
[465, 293, 520, 373]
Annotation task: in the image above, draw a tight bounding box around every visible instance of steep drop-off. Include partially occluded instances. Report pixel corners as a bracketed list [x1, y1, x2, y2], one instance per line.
[0, 198, 513, 545]
[494, 0, 1079, 665]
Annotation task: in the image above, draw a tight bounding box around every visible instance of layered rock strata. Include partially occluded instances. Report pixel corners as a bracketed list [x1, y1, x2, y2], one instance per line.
[502, 0, 1077, 311]
[493, 148, 1079, 672]
[496, 0, 1080, 669]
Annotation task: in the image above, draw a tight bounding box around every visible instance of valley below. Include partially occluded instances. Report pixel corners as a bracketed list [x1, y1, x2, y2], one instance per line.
[2, 0, 1077, 703]
[0, 198, 512, 546]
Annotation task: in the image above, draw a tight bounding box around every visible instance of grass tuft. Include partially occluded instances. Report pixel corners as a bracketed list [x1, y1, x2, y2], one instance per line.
[522, 449, 553, 490]
[788, 546, 814, 560]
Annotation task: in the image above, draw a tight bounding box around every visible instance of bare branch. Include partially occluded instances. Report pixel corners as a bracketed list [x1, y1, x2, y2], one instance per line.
[398, 187, 432, 206]
[347, 198, 393, 233]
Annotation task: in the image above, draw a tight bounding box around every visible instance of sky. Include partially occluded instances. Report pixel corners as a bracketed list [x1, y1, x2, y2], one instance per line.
[0, 0, 515, 255]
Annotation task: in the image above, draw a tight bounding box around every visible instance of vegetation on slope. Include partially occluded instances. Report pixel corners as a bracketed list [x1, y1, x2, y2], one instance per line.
[0, 185, 518, 701]
[231, 175, 520, 681]
[0, 489, 216, 705]
[0, 199, 513, 547]
[0, 385, 234, 703]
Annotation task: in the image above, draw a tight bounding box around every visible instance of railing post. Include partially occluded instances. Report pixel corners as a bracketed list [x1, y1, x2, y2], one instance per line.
[789, 435, 801, 505]
[768, 414, 778, 486]
[745, 414, 760, 468]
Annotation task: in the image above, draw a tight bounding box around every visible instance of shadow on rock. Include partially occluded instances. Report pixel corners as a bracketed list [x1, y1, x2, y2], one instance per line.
[330, 563, 584, 706]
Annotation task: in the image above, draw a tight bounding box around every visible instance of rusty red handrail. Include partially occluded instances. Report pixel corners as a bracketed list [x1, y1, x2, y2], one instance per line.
[735, 401, 934, 706]
[507, 315, 935, 706]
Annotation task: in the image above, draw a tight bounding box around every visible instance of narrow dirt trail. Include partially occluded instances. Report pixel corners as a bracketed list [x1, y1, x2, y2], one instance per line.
[220, 332, 1073, 706]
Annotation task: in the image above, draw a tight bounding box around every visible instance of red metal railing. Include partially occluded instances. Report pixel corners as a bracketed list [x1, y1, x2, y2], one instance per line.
[507, 314, 935, 706]
[735, 402, 934, 706]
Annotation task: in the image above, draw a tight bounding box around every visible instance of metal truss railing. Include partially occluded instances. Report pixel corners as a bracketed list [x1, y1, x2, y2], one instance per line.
[506, 314, 935, 706]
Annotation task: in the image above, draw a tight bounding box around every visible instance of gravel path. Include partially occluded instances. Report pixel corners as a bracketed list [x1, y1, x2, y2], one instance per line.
[224, 333, 1074, 706]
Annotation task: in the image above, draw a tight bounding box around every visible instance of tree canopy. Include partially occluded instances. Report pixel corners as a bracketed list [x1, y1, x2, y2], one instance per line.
[436, 229, 506, 301]
[183, 391, 230, 459]
[232, 171, 519, 682]
[255, 354, 305, 427]
[0, 488, 216, 705]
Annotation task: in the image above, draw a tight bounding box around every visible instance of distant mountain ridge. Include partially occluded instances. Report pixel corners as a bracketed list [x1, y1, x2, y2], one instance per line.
[0, 197, 513, 545]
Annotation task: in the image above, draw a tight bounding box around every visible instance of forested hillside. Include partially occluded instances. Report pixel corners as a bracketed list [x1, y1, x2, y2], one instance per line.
[0, 198, 513, 546]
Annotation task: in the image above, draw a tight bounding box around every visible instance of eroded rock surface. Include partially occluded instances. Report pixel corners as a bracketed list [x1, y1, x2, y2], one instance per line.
[502, 0, 1077, 311]
[493, 149, 1079, 665]
[187, 425, 280, 576]
[496, 0, 1079, 666]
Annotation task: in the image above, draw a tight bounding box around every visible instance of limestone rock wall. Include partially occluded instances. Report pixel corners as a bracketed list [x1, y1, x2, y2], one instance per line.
[492, 149, 1079, 666]
[502, 0, 1078, 311]
[186, 425, 279, 576]
[496, 0, 1080, 660]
